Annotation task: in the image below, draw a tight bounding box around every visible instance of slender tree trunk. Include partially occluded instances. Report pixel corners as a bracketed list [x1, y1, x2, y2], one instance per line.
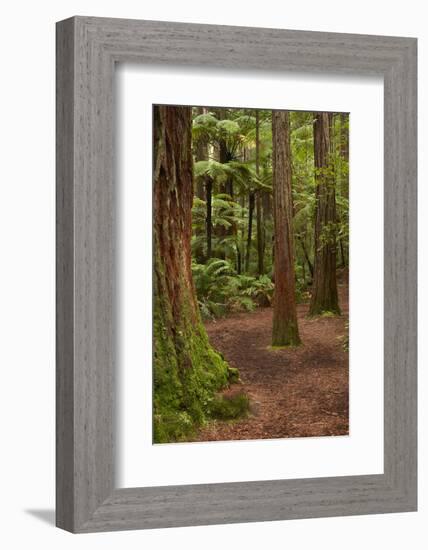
[262, 190, 271, 256]
[340, 113, 349, 180]
[339, 112, 349, 267]
[215, 109, 228, 259]
[309, 112, 340, 315]
[194, 107, 208, 200]
[262, 190, 271, 218]
[271, 110, 300, 346]
[218, 109, 238, 265]
[298, 234, 314, 278]
[206, 178, 213, 260]
[255, 110, 264, 276]
[236, 244, 242, 274]
[153, 105, 229, 441]
[262, 182, 272, 266]
[194, 107, 208, 262]
[238, 193, 246, 275]
[245, 191, 255, 272]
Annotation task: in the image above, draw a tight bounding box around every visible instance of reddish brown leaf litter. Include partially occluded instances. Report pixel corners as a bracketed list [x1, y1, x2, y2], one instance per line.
[196, 284, 349, 442]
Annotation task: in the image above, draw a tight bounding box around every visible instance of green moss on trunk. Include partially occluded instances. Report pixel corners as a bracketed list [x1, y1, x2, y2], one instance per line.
[153, 322, 230, 442]
[153, 243, 233, 443]
[271, 319, 301, 347]
[153, 105, 235, 443]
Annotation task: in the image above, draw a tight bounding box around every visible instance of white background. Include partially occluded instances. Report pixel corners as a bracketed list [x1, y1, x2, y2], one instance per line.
[118, 67, 384, 487]
[0, 1, 425, 549]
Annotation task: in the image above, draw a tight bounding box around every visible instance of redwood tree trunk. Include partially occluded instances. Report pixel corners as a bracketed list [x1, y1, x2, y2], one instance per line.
[153, 105, 229, 442]
[309, 112, 340, 315]
[271, 110, 300, 346]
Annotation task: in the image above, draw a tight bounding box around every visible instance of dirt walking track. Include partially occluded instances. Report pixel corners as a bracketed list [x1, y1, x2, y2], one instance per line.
[196, 287, 349, 441]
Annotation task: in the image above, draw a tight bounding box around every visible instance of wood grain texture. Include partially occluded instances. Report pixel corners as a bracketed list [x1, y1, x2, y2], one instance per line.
[56, 18, 75, 532]
[56, 16, 417, 533]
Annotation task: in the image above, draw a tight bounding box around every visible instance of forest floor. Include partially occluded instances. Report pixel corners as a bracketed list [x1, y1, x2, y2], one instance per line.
[195, 283, 349, 441]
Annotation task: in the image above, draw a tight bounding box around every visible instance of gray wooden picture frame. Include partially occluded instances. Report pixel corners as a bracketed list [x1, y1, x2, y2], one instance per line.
[56, 16, 417, 533]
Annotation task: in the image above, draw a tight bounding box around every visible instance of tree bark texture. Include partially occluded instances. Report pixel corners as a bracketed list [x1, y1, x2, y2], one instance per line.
[271, 110, 300, 346]
[153, 105, 229, 442]
[309, 112, 340, 315]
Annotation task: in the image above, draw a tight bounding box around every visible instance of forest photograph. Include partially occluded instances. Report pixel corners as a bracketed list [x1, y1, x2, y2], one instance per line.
[153, 104, 349, 444]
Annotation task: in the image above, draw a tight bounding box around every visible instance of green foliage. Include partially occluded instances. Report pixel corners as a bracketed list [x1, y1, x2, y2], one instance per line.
[190, 110, 349, 317]
[208, 392, 250, 420]
[227, 367, 240, 383]
[320, 311, 336, 318]
[338, 321, 350, 352]
[191, 109, 348, 289]
[217, 118, 241, 137]
[294, 263, 310, 302]
[194, 160, 234, 184]
[192, 194, 246, 262]
[192, 112, 219, 144]
[153, 249, 236, 443]
[237, 274, 274, 305]
[192, 110, 247, 160]
[154, 107, 350, 443]
[319, 221, 340, 249]
[153, 311, 237, 442]
[191, 259, 274, 319]
[153, 266, 249, 443]
[336, 194, 349, 247]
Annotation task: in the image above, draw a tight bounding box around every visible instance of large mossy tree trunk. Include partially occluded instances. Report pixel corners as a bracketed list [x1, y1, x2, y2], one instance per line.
[309, 112, 341, 316]
[271, 110, 300, 346]
[153, 105, 230, 443]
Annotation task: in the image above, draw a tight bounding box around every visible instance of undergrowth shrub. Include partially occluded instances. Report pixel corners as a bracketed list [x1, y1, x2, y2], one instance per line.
[208, 392, 250, 420]
[192, 259, 274, 319]
[341, 321, 349, 352]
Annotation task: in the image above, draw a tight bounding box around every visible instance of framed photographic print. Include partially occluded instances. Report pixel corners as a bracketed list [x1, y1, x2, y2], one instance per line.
[56, 16, 417, 532]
